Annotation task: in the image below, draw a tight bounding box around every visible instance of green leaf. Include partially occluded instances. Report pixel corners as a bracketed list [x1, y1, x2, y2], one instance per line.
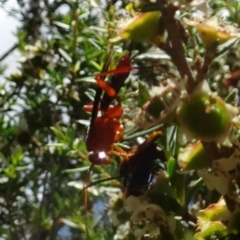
[11, 147, 24, 166]
[53, 21, 70, 30]
[225, 88, 238, 103]
[167, 157, 177, 178]
[62, 166, 89, 173]
[50, 127, 67, 141]
[58, 48, 72, 63]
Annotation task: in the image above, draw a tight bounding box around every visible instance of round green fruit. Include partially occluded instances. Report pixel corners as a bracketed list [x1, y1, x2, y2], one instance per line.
[177, 94, 231, 141]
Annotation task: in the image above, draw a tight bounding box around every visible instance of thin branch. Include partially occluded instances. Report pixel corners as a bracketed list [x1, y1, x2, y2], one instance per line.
[160, 3, 195, 93]
[195, 52, 214, 85]
[0, 43, 18, 62]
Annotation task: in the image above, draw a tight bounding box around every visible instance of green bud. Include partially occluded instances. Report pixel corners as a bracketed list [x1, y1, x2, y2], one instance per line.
[119, 11, 163, 44]
[177, 94, 231, 141]
[178, 141, 211, 171]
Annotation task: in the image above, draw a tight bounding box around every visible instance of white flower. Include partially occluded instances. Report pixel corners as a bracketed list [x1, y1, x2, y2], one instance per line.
[124, 195, 174, 239]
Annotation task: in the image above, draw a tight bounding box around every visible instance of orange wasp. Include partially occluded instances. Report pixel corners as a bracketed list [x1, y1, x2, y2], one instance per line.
[84, 50, 131, 166]
[82, 49, 133, 214]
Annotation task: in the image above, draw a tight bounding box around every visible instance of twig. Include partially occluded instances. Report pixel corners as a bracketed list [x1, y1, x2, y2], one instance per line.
[0, 43, 18, 62]
[160, 3, 195, 93]
[195, 52, 214, 85]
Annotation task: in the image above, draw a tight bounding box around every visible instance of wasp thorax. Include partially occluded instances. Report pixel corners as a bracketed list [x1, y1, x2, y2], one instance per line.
[177, 94, 231, 142]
